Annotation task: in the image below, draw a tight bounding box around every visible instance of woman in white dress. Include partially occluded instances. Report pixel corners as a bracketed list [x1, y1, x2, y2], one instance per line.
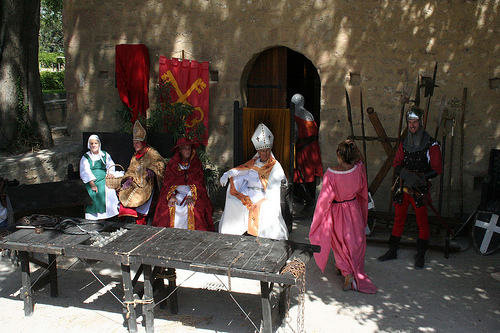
[219, 123, 288, 240]
[80, 135, 123, 220]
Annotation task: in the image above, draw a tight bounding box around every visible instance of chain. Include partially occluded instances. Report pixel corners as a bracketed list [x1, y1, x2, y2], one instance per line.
[280, 258, 306, 333]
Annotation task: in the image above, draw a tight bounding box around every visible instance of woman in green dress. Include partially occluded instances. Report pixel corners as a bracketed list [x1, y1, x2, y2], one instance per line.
[79, 135, 122, 220]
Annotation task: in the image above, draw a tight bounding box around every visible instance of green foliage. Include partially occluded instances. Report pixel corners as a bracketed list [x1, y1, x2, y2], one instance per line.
[12, 78, 43, 153]
[116, 79, 220, 201]
[39, 52, 65, 69]
[148, 81, 206, 143]
[40, 0, 63, 53]
[115, 104, 134, 133]
[40, 70, 65, 90]
[197, 148, 220, 201]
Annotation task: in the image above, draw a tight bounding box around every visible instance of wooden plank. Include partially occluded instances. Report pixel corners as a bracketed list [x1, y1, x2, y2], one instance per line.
[261, 282, 272, 333]
[142, 265, 154, 333]
[102, 227, 163, 254]
[133, 228, 195, 264]
[0, 228, 36, 243]
[19, 251, 33, 317]
[1, 229, 90, 254]
[368, 128, 407, 195]
[235, 239, 274, 271]
[366, 107, 393, 156]
[241, 239, 291, 273]
[182, 231, 239, 262]
[192, 233, 241, 265]
[208, 235, 260, 270]
[121, 264, 138, 333]
[65, 227, 164, 264]
[48, 254, 58, 297]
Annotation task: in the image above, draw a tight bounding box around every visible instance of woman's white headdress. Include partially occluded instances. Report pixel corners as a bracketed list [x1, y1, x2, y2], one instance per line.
[87, 134, 105, 165]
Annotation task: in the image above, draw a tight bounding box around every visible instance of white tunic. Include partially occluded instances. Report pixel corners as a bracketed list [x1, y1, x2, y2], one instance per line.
[79, 151, 123, 220]
[171, 164, 193, 229]
[219, 158, 289, 240]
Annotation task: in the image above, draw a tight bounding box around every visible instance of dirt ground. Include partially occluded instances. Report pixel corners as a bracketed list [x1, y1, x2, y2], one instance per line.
[0, 215, 499, 333]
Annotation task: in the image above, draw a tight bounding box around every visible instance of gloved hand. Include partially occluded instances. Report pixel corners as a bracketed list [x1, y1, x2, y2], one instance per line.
[400, 168, 426, 190]
[220, 169, 237, 187]
[122, 178, 133, 190]
[146, 169, 155, 179]
[220, 172, 229, 187]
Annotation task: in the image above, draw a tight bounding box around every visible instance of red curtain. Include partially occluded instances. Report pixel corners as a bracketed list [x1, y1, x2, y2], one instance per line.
[115, 44, 150, 123]
[158, 56, 209, 145]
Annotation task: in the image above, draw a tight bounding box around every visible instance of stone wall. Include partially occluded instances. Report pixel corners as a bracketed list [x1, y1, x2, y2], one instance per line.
[0, 143, 81, 185]
[62, 0, 500, 216]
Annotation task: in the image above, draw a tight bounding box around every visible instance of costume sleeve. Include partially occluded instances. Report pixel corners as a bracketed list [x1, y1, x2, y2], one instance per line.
[357, 163, 369, 227]
[428, 142, 443, 176]
[228, 169, 251, 192]
[392, 143, 404, 174]
[106, 153, 124, 177]
[309, 171, 335, 240]
[265, 162, 286, 205]
[154, 159, 166, 188]
[124, 156, 136, 179]
[79, 155, 95, 184]
[150, 150, 166, 188]
[308, 170, 334, 272]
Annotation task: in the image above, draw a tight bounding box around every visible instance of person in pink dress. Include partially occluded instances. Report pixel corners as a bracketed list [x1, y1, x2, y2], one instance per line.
[309, 140, 377, 293]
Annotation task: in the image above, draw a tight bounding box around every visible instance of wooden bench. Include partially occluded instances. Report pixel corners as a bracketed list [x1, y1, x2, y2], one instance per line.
[1, 218, 319, 333]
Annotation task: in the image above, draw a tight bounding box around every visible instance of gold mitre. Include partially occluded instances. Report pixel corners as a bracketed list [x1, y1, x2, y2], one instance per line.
[251, 123, 274, 151]
[133, 120, 147, 141]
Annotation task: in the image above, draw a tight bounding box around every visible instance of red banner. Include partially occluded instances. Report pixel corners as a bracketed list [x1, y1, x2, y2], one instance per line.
[158, 56, 209, 145]
[115, 44, 150, 123]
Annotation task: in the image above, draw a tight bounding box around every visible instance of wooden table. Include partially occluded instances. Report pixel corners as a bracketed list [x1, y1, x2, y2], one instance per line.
[0, 219, 318, 332]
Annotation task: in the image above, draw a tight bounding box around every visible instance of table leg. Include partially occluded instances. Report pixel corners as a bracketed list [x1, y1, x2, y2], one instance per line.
[19, 251, 33, 316]
[143, 264, 154, 333]
[445, 229, 450, 259]
[260, 281, 272, 333]
[166, 268, 178, 314]
[121, 264, 138, 333]
[48, 254, 58, 297]
[278, 284, 290, 325]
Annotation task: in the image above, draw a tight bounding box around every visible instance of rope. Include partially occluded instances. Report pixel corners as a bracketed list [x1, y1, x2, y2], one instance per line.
[214, 275, 260, 332]
[79, 258, 125, 306]
[153, 271, 196, 307]
[124, 298, 154, 319]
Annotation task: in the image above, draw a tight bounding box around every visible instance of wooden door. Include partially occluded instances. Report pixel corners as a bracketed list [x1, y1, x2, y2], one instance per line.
[247, 47, 287, 109]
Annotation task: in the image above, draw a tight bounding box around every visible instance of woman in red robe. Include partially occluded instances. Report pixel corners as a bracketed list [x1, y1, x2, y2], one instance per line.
[152, 138, 214, 231]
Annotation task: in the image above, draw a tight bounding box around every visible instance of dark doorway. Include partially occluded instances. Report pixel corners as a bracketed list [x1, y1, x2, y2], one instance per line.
[247, 46, 320, 125]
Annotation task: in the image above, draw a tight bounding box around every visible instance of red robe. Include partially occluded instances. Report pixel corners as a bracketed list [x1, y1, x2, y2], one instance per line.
[294, 116, 323, 183]
[152, 149, 214, 231]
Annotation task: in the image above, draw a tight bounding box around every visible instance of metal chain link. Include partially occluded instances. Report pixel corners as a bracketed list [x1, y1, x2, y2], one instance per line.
[281, 258, 306, 333]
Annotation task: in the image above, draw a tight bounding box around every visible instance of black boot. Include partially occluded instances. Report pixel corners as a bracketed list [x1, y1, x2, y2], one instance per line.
[414, 238, 429, 269]
[378, 235, 400, 262]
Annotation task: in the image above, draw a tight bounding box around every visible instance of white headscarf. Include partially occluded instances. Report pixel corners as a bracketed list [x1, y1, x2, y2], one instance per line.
[87, 134, 105, 166]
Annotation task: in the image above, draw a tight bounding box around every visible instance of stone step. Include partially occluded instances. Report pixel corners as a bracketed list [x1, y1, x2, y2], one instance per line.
[0, 141, 81, 185]
[44, 99, 67, 126]
[51, 126, 72, 146]
[51, 126, 69, 139]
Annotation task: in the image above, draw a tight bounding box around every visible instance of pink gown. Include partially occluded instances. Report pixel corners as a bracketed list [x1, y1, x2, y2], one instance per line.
[309, 162, 377, 293]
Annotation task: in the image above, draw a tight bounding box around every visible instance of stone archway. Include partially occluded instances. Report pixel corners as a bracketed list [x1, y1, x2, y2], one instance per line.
[246, 46, 321, 125]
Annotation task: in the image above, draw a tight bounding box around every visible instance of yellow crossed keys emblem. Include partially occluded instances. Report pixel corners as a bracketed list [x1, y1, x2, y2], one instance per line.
[161, 71, 206, 128]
